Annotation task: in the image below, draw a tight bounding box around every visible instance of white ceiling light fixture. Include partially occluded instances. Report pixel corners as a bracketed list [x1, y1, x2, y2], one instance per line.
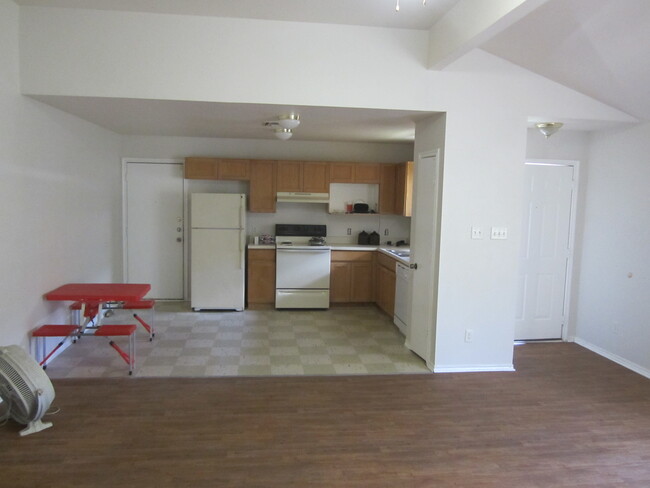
[264, 113, 300, 140]
[396, 0, 426, 12]
[278, 113, 300, 130]
[274, 127, 293, 141]
[536, 122, 563, 139]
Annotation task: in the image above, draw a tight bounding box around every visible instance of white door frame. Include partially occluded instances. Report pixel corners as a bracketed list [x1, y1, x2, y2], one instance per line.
[121, 158, 187, 299]
[522, 159, 580, 342]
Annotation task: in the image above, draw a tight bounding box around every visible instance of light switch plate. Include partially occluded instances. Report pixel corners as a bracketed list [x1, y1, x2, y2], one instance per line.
[491, 227, 508, 239]
[471, 226, 483, 239]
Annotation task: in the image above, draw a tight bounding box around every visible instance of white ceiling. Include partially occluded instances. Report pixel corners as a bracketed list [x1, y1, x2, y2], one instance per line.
[482, 0, 650, 121]
[15, 0, 650, 142]
[14, 0, 461, 30]
[31, 95, 435, 143]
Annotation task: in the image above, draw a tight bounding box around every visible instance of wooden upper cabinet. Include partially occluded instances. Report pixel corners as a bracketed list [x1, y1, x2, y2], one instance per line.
[277, 161, 329, 193]
[329, 162, 381, 184]
[330, 163, 355, 183]
[184, 157, 249, 180]
[218, 159, 250, 180]
[395, 161, 414, 217]
[353, 163, 381, 183]
[379, 164, 397, 215]
[249, 160, 276, 213]
[185, 158, 219, 179]
[276, 161, 302, 192]
[302, 162, 330, 193]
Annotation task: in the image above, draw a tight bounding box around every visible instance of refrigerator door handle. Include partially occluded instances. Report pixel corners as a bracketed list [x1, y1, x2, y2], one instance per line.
[239, 196, 245, 229]
[240, 231, 245, 269]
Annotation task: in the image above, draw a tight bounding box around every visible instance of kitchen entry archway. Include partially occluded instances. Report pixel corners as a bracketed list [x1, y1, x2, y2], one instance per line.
[123, 159, 185, 300]
[515, 160, 579, 341]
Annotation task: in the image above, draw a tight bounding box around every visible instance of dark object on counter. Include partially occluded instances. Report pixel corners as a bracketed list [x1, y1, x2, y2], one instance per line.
[396, 240, 407, 247]
[353, 203, 369, 213]
[368, 231, 380, 245]
[358, 231, 369, 245]
[309, 236, 326, 246]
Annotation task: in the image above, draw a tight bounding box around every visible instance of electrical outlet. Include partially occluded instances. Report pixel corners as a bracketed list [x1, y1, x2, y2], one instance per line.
[347, 228, 352, 235]
[464, 329, 474, 343]
[471, 226, 483, 240]
[384, 229, 389, 236]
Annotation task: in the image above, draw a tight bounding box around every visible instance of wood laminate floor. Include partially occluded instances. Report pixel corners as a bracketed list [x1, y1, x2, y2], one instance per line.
[3, 343, 650, 487]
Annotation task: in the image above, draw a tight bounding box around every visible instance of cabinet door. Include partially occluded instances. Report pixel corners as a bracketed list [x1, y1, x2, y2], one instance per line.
[249, 160, 276, 213]
[330, 163, 354, 183]
[184, 158, 218, 179]
[395, 161, 414, 217]
[351, 262, 374, 302]
[330, 262, 351, 303]
[277, 161, 302, 192]
[377, 264, 396, 316]
[379, 164, 397, 215]
[303, 162, 330, 193]
[247, 250, 276, 304]
[354, 163, 381, 183]
[218, 159, 250, 180]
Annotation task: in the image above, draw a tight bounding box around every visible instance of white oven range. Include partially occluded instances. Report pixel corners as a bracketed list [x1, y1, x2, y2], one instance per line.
[275, 224, 331, 309]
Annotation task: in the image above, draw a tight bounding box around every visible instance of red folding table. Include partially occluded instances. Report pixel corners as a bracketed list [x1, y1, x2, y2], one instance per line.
[45, 283, 151, 330]
[42, 283, 151, 374]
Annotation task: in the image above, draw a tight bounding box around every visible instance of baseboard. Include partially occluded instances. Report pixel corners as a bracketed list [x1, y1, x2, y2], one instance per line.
[433, 364, 515, 373]
[574, 337, 650, 380]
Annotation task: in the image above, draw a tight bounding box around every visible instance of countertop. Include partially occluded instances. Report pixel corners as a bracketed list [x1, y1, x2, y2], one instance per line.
[248, 243, 410, 264]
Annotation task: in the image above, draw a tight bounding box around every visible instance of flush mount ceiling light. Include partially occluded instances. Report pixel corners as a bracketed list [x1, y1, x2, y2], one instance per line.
[395, 0, 426, 12]
[264, 113, 300, 140]
[536, 122, 564, 139]
[278, 113, 300, 130]
[274, 127, 293, 141]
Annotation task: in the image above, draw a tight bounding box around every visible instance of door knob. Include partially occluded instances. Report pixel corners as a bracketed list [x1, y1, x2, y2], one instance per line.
[177, 227, 182, 232]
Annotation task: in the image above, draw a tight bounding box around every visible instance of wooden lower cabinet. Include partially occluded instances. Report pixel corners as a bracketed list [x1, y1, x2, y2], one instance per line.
[330, 251, 374, 303]
[247, 249, 276, 305]
[376, 253, 397, 317]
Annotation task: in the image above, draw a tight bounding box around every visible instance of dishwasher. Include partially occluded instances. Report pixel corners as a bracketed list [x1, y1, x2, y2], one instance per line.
[393, 262, 411, 335]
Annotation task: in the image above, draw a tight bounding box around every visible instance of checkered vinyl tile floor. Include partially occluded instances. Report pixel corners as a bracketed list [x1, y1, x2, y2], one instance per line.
[42, 302, 429, 378]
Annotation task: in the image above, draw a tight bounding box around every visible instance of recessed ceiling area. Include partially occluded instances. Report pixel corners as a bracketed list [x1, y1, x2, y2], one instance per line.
[30, 95, 437, 143]
[14, 0, 462, 30]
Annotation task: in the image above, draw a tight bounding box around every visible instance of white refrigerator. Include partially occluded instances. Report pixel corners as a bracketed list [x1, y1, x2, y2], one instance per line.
[190, 193, 246, 311]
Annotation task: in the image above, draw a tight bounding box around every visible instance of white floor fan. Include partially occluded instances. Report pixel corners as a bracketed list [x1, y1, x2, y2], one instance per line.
[0, 345, 56, 436]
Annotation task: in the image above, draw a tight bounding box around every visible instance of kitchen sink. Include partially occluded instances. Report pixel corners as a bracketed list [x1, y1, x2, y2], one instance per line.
[385, 249, 410, 258]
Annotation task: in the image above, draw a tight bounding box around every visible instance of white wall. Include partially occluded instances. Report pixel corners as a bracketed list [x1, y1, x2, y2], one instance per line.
[573, 123, 650, 376]
[0, 0, 122, 349]
[15, 6, 639, 371]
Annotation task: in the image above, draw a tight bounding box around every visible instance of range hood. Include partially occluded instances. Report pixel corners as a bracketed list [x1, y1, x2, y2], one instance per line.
[276, 192, 329, 204]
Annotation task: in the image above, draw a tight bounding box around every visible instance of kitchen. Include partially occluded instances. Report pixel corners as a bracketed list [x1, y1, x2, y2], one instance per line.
[53, 154, 428, 378]
[184, 157, 413, 315]
[187, 157, 415, 329]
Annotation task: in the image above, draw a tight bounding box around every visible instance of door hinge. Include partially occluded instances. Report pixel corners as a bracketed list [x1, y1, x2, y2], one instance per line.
[409, 263, 418, 270]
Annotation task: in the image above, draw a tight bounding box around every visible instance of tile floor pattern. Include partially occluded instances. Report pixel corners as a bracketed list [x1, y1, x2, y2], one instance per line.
[43, 302, 430, 378]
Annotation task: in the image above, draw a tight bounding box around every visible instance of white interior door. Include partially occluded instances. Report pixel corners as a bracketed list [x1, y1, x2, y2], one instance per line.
[515, 162, 575, 340]
[406, 151, 441, 368]
[125, 161, 184, 299]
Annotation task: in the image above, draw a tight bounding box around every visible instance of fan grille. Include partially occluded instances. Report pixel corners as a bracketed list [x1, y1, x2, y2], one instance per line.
[0, 354, 35, 423]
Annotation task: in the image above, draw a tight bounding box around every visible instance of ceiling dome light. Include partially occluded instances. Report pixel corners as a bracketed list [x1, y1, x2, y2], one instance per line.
[278, 113, 300, 130]
[274, 128, 293, 141]
[536, 122, 563, 138]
